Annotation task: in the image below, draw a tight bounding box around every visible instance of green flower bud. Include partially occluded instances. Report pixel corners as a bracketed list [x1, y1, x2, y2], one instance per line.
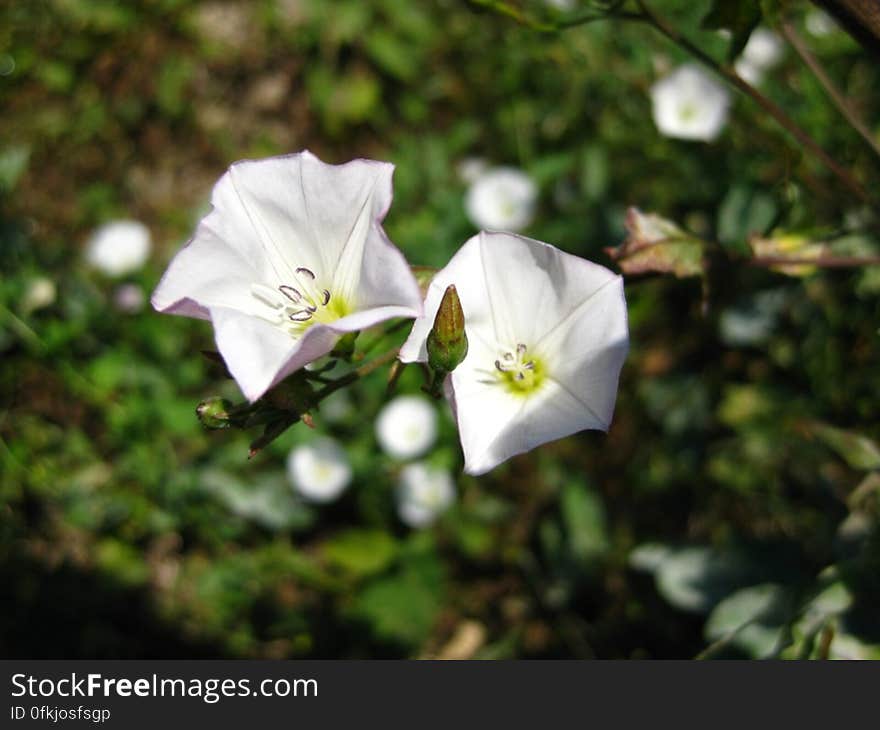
[196, 397, 234, 429]
[426, 285, 468, 374]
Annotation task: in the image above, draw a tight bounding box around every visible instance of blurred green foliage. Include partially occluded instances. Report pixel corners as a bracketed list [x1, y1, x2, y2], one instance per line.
[1, 0, 879, 658]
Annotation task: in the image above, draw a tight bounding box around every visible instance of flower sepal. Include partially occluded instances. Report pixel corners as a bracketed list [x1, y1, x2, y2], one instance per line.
[196, 372, 321, 458]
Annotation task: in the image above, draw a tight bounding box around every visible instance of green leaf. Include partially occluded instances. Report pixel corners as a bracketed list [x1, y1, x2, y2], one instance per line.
[702, 0, 762, 62]
[644, 545, 756, 614]
[200, 469, 316, 532]
[811, 422, 880, 471]
[352, 554, 444, 647]
[561, 482, 608, 564]
[705, 583, 788, 658]
[0, 146, 30, 193]
[605, 208, 706, 279]
[321, 528, 398, 578]
[717, 185, 777, 252]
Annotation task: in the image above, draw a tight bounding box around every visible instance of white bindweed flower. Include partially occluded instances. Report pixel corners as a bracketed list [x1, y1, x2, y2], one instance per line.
[544, 0, 576, 11]
[400, 231, 629, 475]
[735, 28, 784, 85]
[650, 64, 731, 142]
[114, 283, 145, 314]
[375, 395, 438, 460]
[287, 438, 352, 503]
[152, 151, 423, 402]
[22, 277, 56, 313]
[396, 462, 456, 528]
[465, 167, 538, 232]
[456, 157, 488, 185]
[85, 220, 152, 277]
[806, 9, 838, 37]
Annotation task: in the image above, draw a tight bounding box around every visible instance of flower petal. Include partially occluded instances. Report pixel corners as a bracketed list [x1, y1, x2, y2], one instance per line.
[477, 231, 620, 347]
[210, 306, 339, 402]
[151, 225, 261, 319]
[534, 275, 629, 428]
[458, 377, 613, 476]
[350, 224, 424, 319]
[399, 233, 494, 363]
[217, 151, 391, 282]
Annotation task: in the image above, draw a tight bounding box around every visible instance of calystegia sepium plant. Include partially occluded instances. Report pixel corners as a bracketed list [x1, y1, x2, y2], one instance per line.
[153, 151, 630, 474]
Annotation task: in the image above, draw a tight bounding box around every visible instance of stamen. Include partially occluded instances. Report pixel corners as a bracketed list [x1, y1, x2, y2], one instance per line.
[523, 361, 535, 370]
[289, 311, 313, 322]
[495, 360, 508, 372]
[503, 352, 514, 361]
[321, 289, 331, 305]
[296, 267, 316, 280]
[515, 372, 524, 381]
[516, 343, 527, 356]
[279, 285, 302, 303]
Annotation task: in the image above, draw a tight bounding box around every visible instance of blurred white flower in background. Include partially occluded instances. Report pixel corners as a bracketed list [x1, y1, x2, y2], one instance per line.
[806, 9, 838, 37]
[544, 0, 576, 11]
[114, 283, 146, 314]
[396, 462, 456, 528]
[85, 220, 152, 277]
[735, 28, 784, 85]
[650, 64, 731, 142]
[286, 438, 352, 503]
[456, 157, 488, 185]
[465, 166, 537, 232]
[376, 395, 438, 460]
[21, 277, 56, 314]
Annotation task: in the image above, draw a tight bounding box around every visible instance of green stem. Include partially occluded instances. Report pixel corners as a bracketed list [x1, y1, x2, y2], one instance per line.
[468, 0, 556, 32]
[781, 20, 880, 161]
[749, 254, 880, 268]
[315, 347, 401, 400]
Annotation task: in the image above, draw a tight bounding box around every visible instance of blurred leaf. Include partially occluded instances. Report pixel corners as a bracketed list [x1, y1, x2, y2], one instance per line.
[157, 58, 195, 118]
[0, 146, 30, 193]
[352, 553, 444, 647]
[528, 152, 572, 187]
[366, 30, 417, 81]
[717, 384, 778, 428]
[200, 469, 316, 531]
[452, 516, 495, 560]
[321, 529, 398, 578]
[629, 543, 671, 572]
[561, 482, 608, 565]
[717, 185, 777, 252]
[811, 422, 880, 471]
[750, 233, 829, 277]
[580, 144, 608, 202]
[606, 208, 705, 278]
[704, 583, 788, 658]
[636, 545, 758, 614]
[95, 538, 150, 587]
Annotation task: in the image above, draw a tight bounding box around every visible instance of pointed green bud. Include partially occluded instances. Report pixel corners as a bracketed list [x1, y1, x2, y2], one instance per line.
[426, 284, 468, 374]
[196, 397, 234, 429]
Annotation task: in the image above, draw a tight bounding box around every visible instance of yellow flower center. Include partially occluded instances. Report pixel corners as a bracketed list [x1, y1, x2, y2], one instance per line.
[495, 343, 546, 396]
